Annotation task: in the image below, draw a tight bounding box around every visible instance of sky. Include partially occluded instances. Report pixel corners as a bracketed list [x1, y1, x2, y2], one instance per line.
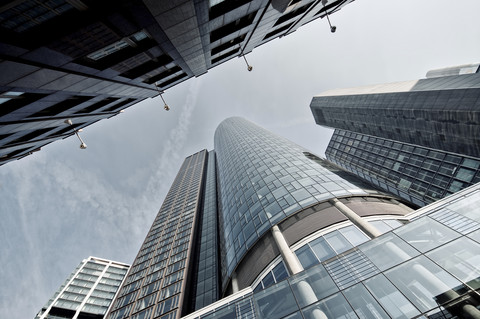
[1, 0, 480, 318]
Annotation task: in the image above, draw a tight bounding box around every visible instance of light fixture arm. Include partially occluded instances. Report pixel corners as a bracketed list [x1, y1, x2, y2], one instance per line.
[322, 0, 336, 33]
[154, 83, 170, 111]
[65, 119, 87, 149]
[243, 55, 253, 71]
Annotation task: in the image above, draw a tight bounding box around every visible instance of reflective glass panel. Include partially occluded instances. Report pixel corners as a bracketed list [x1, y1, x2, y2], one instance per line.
[385, 256, 465, 312]
[289, 264, 338, 308]
[364, 274, 420, 319]
[253, 280, 299, 319]
[343, 283, 390, 319]
[301, 292, 358, 319]
[447, 192, 480, 222]
[359, 232, 419, 271]
[427, 237, 480, 289]
[339, 225, 369, 246]
[394, 217, 460, 253]
[295, 245, 318, 269]
[324, 230, 353, 254]
[309, 237, 335, 262]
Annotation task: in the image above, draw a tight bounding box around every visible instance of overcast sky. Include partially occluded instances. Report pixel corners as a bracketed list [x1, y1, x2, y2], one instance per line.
[1, 0, 480, 318]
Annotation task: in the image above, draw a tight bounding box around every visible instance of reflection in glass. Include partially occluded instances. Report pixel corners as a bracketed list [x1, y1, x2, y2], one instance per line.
[295, 245, 318, 269]
[359, 232, 419, 271]
[324, 230, 353, 254]
[364, 274, 420, 319]
[385, 256, 464, 312]
[289, 264, 338, 308]
[427, 237, 480, 289]
[338, 225, 369, 246]
[343, 283, 390, 319]
[447, 192, 480, 222]
[301, 292, 358, 319]
[394, 217, 460, 253]
[309, 237, 335, 262]
[253, 280, 299, 319]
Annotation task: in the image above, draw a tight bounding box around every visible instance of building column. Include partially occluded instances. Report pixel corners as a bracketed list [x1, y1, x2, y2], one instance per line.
[329, 198, 382, 238]
[270, 226, 328, 319]
[271, 225, 303, 275]
[231, 272, 239, 293]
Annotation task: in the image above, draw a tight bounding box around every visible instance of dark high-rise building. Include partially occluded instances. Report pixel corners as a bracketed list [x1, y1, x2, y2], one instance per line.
[35, 256, 129, 319]
[310, 63, 480, 157]
[106, 117, 419, 319]
[325, 129, 480, 207]
[1, 0, 355, 165]
[310, 63, 480, 207]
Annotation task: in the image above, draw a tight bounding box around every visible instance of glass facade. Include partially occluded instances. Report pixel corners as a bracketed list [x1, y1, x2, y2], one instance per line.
[35, 257, 129, 319]
[107, 151, 208, 319]
[326, 129, 480, 207]
[192, 151, 220, 310]
[214, 117, 384, 284]
[182, 183, 480, 319]
[310, 71, 480, 158]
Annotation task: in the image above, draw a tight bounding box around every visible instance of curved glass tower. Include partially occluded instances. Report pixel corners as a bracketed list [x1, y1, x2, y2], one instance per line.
[214, 117, 412, 292]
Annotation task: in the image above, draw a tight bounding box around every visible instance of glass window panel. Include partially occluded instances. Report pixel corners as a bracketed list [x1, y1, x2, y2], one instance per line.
[272, 262, 288, 282]
[289, 264, 338, 308]
[383, 219, 403, 229]
[427, 237, 480, 289]
[253, 280, 299, 319]
[338, 225, 369, 246]
[295, 245, 319, 269]
[364, 274, 420, 319]
[324, 230, 353, 254]
[469, 228, 480, 243]
[394, 217, 460, 253]
[385, 256, 465, 312]
[309, 237, 335, 262]
[261, 271, 275, 289]
[359, 232, 419, 271]
[447, 193, 480, 223]
[343, 283, 390, 319]
[301, 292, 358, 319]
[368, 220, 392, 234]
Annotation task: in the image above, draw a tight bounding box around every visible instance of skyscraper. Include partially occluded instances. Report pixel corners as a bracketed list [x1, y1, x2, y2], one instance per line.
[35, 256, 129, 319]
[325, 129, 480, 207]
[1, 0, 355, 165]
[310, 64, 480, 207]
[310, 63, 480, 157]
[106, 117, 415, 319]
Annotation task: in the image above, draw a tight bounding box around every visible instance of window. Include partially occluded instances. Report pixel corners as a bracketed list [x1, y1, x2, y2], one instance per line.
[87, 31, 149, 61]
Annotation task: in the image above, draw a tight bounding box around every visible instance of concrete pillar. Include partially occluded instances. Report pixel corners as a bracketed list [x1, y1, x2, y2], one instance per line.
[231, 272, 239, 293]
[329, 198, 382, 238]
[271, 225, 304, 275]
[296, 281, 328, 319]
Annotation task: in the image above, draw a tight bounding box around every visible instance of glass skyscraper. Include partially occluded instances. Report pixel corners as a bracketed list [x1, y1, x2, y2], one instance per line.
[106, 117, 424, 319]
[310, 64, 480, 158]
[35, 256, 129, 319]
[310, 64, 480, 208]
[326, 129, 480, 207]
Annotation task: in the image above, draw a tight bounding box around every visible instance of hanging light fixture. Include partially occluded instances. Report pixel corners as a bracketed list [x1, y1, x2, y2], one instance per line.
[322, 0, 336, 33]
[155, 83, 170, 111]
[65, 119, 87, 149]
[243, 55, 253, 71]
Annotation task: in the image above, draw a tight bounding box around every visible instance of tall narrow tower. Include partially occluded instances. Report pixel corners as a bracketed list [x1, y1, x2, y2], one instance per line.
[106, 117, 414, 319]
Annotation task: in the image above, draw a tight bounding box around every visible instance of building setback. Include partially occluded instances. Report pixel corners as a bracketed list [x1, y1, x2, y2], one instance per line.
[0, 0, 355, 165]
[106, 117, 419, 319]
[35, 256, 129, 319]
[310, 64, 480, 158]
